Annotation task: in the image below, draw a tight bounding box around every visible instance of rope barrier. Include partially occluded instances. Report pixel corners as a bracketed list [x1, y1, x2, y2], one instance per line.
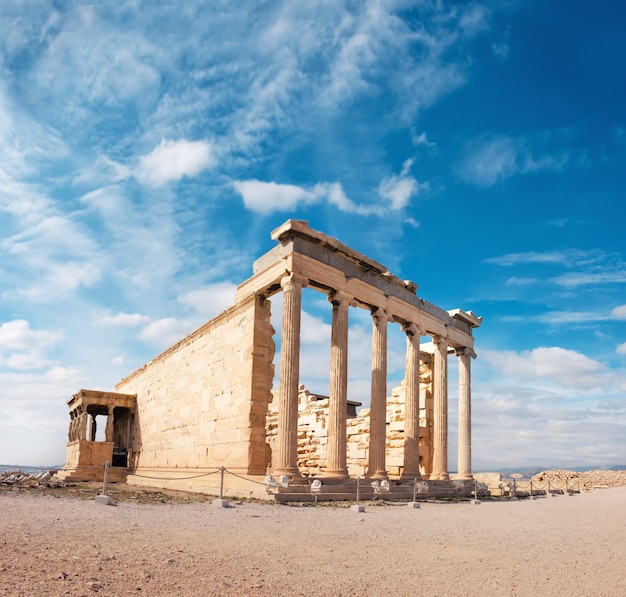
[223, 469, 270, 487]
[131, 469, 221, 481]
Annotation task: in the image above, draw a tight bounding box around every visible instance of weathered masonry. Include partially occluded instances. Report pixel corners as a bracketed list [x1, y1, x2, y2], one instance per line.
[58, 220, 481, 499]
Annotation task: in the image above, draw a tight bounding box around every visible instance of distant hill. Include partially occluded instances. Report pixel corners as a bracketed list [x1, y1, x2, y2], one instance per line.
[478, 464, 626, 478]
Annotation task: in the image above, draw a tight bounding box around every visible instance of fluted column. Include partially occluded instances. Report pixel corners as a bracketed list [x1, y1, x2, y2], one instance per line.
[367, 308, 390, 479]
[431, 334, 449, 480]
[325, 291, 352, 478]
[401, 323, 424, 479]
[456, 347, 476, 480]
[273, 273, 306, 477]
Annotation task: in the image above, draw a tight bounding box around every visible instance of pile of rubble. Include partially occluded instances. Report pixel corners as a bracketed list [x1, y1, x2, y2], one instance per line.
[0, 470, 62, 488]
[532, 469, 626, 491]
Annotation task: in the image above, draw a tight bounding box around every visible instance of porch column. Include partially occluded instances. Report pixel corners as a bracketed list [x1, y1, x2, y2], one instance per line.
[401, 323, 424, 479]
[367, 308, 389, 479]
[431, 334, 449, 480]
[456, 347, 476, 480]
[105, 406, 115, 442]
[273, 273, 306, 478]
[325, 291, 351, 478]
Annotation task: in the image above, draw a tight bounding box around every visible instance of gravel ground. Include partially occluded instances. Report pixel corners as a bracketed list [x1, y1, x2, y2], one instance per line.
[1, 486, 625, 596]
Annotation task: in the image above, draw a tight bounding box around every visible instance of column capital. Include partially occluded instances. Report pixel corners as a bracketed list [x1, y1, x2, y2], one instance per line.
[455, 347, 477, 359]
[371, 307, 392, 324]
[402, 322, 426, 337]
[280, 272, 308, 290]
[328, 290, 354, 307]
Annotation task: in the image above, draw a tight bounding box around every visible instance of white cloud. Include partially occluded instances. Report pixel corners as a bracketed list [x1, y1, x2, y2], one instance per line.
[379, 176, 418, 210]
[6, 353, 52, 370]
[377, 159, 427, 211]
[99, 312, 151, 327]
[178, 283, 238, 320]
[233, 180, 312, 214]
[139, 318, 195, 348]
[610, 305, 626, 320]
[0, 320, 62, 371]
[136, 139, 215, 187]
[0, 320, 61, 351]
[412, 131, 437, 150]
[45, 366, 81, 383]
[472, 383, 626, 469]
[457, 135, 519, 186]
[616, 343, 626, 355]
[483, 346, 619, 393]
[233, 179, 384, 216]
[300, 311, 331, 345]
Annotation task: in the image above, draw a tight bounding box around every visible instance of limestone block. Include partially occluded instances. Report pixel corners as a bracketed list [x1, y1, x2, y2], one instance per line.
[386, 455, 404, 467]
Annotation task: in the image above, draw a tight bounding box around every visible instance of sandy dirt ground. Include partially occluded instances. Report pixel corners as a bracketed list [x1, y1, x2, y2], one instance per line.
[1, 486, 625, 596]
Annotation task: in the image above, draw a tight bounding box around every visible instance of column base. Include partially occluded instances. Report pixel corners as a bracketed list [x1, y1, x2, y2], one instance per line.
[454, 473, 474, 481]
[366, 470, 388, 480]
[400, 472, 423, 480]
[429, 472, 450, 481]
[272, 467, 301, 479]
[323, 469, 349, 479]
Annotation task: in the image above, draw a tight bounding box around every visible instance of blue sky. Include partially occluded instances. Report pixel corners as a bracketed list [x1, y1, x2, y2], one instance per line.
[1, 1, 624, 470]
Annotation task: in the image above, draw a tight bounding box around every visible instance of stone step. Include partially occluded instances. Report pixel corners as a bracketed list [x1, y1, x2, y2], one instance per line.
[272, 478, 483, 503]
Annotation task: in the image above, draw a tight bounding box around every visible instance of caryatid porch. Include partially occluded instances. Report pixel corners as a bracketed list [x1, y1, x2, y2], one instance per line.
[58, 390, 136, 481]
[235, 220, 482, 481]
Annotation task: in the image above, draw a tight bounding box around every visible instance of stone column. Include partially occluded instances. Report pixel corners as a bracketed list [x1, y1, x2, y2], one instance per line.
[367, 308, 390, 479]
[456, 347, 476, 480]
[401, 323, 424, 480]
[273, 273, 306, 478]
[105, 406, 115, 443]
[325, 291, 352, 478]
[431, 334, 449, 480]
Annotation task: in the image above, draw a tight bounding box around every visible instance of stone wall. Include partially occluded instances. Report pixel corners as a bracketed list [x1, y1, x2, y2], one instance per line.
[266, 355, 434, 478]
[116, 293, 275, 476]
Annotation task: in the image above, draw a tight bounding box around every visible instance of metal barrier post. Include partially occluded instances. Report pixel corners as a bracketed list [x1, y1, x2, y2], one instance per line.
[408, 477, 420, 509]
[351, 476, 365, 512]
[95, 461, 113, 505]
[102, 460, 109, 496]
[212, 466, 229, 508]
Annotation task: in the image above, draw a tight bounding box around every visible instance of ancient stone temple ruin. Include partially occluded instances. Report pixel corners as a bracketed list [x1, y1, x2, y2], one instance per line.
[58, 220, 481, 500]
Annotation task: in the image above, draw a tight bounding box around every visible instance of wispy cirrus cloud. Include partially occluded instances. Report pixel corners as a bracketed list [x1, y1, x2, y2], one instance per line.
[485, 249, 601, 267]
[486, 249, 626, 289]
[1, 213, 103, 302]
[457, 132, 570, 187]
